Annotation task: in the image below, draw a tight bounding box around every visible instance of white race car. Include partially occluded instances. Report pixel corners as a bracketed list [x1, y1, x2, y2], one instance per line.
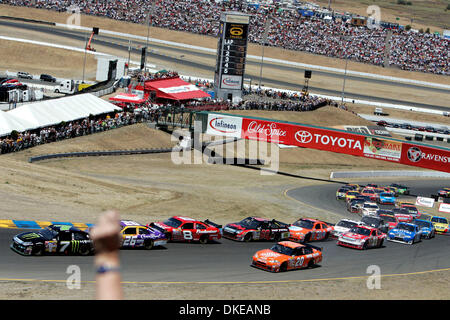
[331, 219, 362, 239]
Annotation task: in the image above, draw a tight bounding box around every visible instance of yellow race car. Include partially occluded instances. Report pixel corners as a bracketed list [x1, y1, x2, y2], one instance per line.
[430, 216, 449, 234]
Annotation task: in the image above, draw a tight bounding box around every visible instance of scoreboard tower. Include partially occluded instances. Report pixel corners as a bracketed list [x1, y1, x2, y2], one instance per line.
[214, 12, 250, 102]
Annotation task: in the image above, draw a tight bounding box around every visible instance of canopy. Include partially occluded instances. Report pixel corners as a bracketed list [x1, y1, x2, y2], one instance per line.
[109, 93, 147, 104]
[6, 93, 121, 132]
[0, 110, 35, 137]
[144, 77, 211, 101]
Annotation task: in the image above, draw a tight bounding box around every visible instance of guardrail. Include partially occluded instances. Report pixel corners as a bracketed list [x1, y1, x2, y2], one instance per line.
[330, 171, 450, 179]
[28, 148, 174, 163]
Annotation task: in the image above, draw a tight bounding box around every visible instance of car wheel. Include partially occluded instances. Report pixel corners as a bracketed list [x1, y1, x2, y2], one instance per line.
[244, 233, 252, 242]
[363, 241, 368, 250]
[379, 239, 384, 248]
[307, 259, 315, 268]
[34, 245, 44, 256]
[79, 245, 91, 256]
[279, 262, 287, 272]
[144, 240, 154, 250]
[199, 235, 208, 244]
[304, 233, 311, 243]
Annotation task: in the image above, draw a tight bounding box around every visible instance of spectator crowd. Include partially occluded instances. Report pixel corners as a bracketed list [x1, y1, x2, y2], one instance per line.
[1, 0, 448, 75]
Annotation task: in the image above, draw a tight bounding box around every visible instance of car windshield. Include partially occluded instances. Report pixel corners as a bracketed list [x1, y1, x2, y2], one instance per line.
[403, 206, 418, 213]
[337, 220, 357, 229]
[347, 192, 359, 196]
[293, 219, 314, 229]
[364, 204, 378, 209]
[350, 227, 371, 236]
[239, 217, 262, 229]
[432, 217, 448, 224]
[39, 227, 58, 240]
[397, 224, 415, 232]
[413, 220, 430, 228]
[382, 216, 396, 223]
[270, 244, 294, 256]
[362, 217, 380, 226]
[381, 193, 394, 197]
[363, 189, 374, 194]
[163, 217, 183, 228]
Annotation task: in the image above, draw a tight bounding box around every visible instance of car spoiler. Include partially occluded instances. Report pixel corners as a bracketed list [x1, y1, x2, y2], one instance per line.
[148, 222, 165, 233]
[204, 219, 222, 229]
[271, 219, 290, 227]
[304, 243, 323, 251]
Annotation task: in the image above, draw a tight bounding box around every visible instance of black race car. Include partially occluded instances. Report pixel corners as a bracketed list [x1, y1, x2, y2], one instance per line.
[222, 217, 290, 242]
[10, 224, 94, 256]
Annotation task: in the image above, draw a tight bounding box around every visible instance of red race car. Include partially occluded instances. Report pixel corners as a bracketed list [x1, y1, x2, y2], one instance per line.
[360, 188, 377, 201]
[149, 216, 222, 244]
[288, 218, 334, 243]
[337, 225, 386, 250]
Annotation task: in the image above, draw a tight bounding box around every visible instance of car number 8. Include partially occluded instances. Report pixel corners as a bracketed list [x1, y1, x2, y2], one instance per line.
[183, 231, 193, 240]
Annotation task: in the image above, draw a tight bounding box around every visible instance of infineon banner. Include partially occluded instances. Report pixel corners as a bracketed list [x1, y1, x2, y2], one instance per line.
[202, 112, 450, 173]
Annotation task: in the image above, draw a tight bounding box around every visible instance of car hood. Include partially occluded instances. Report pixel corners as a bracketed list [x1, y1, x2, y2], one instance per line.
[389, 229, 415, 237]
[15, 232, 46, 244]
[254, 249, 287, 262]
[288, 226, 309, 234]
[341, 233, 367, 240]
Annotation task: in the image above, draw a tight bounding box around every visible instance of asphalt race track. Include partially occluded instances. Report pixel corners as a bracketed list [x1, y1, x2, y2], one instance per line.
[1, 179, 449, 284]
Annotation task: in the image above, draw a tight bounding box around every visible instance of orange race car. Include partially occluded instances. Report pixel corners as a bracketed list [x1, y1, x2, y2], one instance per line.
[251, 241, 323, 272]
[288, 218, 334, 243]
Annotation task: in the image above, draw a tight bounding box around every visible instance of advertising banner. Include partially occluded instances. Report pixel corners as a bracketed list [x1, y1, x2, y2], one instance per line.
[401, 143, 450, 173]
[241, 118, 365, 156]
[439, 203, 450, 214]
[206, 114, 242, 138]
[415, 196, 435, 208]
[363, 137, 402, 162]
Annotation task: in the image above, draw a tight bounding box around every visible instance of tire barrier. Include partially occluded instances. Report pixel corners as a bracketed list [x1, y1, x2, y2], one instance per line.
[28, 148, 173, 163]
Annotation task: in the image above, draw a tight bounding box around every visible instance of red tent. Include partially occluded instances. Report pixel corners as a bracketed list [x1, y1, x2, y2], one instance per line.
[109, 93, 147, 104]
[143, 77, 211, 101]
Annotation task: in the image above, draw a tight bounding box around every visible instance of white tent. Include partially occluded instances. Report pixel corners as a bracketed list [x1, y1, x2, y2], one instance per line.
[0, 110, 35, 137]
[7, 93, 122, 132]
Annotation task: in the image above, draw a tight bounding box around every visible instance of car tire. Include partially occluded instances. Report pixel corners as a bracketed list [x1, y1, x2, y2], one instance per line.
[304, 233, 311, 243]
[280, 262, 287, 272]
[244, 233, 252, 242]
[34, 245, 44, 256]
[199, 235, 208, 244]
[55, 89, 59, 93]
[79, 245, 91, 256]
[363, 242, 368, 250]
[144, 240, 154, 250]
[379, 239, 384, 248]
[307, 260, 315, 268]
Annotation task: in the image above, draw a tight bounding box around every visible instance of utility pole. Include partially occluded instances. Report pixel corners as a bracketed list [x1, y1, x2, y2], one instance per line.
[127, 39, 132, 75]
[145, 2, 154, 73]
[82, 32, 88, 83]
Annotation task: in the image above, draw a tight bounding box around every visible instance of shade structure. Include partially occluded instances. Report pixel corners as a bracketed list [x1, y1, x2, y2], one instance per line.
[7, 93, 122, 132]
[109, 93, 147, 104]
[0, 110, 35, 137]
[144, 77, 211, 101]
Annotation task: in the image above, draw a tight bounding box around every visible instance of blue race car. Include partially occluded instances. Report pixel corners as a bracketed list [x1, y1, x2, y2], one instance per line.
[387, 222, 422, 245]
[378, 192, 396, 205]
[412, 219, 435, 239]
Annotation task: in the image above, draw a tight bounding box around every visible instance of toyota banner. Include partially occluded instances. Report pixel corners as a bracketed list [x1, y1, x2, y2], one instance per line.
[203, 113, 450, 173]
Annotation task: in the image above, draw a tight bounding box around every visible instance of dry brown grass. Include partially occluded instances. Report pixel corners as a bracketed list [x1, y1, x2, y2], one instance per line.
[0, 39, 97, 80]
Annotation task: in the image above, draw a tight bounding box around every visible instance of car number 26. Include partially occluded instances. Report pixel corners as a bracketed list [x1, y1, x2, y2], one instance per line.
[123, 236, 138, 246]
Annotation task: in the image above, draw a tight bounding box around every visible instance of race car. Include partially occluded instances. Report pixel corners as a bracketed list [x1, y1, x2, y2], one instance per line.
[347, 198, 366, 213]
[336, 186, 351, 200]
[360, 202, 380, 216]
[412, 219, 435, 239]
[430, 216, 450, 234]
[366, 184, 378, 189]
[379, 213, 399, 230]
[360, 215, 390, 233]
[392, 208, 415, 223]
[400, 204, 420, 219]
[251, 241, 322, 272]
[360, 188, 377, 201]
[387, 222, 422, 245]
[389, 184, 410, 195]
[288, 218, 334, 243]
[119, 220, 167, 249]
[378, 192, 396, 205]
[149, 216, 222, 244]
[437, 188, 450, 198]
[10, 224, 94, 256]
[345, 191, 361, 203]
[372, 188, 386, 201]
[222, 217, 290, 242]
[337, 225, 386, 250]
[331, 219, 362, 239]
